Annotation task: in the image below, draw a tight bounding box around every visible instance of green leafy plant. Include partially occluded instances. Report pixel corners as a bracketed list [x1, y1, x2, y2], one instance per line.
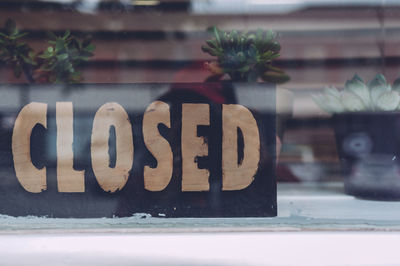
[0, 19, 36, 82]
[201, 26, 289, 83]
[313, 74, 400, 113]
[37, 31, 95, 83]
[0, 19, 95, 84]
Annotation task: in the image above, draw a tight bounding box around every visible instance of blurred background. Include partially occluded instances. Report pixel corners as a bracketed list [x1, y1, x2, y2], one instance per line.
[1, 0, 399, 184]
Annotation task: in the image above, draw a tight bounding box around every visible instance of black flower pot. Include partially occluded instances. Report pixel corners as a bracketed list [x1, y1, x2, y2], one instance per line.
[333, 112, 400, 200]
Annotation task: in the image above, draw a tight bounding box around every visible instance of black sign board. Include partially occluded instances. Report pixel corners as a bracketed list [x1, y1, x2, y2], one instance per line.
[0, 83, 276, 217]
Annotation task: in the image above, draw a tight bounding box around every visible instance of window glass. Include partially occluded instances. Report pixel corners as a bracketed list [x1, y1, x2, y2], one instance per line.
[1, 0, 400, 224]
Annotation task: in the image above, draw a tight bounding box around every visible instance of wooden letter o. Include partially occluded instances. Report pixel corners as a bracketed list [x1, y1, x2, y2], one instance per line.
[91, 102, 133, 192]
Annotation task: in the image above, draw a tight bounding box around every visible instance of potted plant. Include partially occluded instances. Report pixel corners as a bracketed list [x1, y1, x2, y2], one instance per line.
[0, 19, 95, 84]
[313, 74, 400, 199]
[201, 26, 292, 141]
[201, 27, 289, 83]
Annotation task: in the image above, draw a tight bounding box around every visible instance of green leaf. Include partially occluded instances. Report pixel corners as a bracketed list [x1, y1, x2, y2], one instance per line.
[261, 71, 290, 83]
[247, 33, 256, 40]
[79, 51, 94, 58]
[70, 71, 82, 82]
[38, 53, 51, 59]
[376, 73, 387, 84]
[57, 53, 68, 60]
[312, 93, 344, 113]
[63, 30, 70, 40]
[28, 50, 36, 58]
[341, 91, 366, 112]
[206, 39, 218, 49]
[370, 83, 391, 107]
[212, 26, 221, 45]
[231, 30, 238, 43]
[269, 42, 281, 53]
[261, 50, 273, 59]
[268, 53, 280, 60]
[12, 32, 28, 39]
[265, 30, 275, 43]
[352, 74, 364, 83]
[267, 66, 284, 74]
[220, 32, 229, 48]
[376, 91, 400, 111]
[344, 77, 370, 107]
[201, 45, 219, 56]
[72, 38, 82, 50]
[368, 73, 387, 88]
[77, 56, 89, 61]
[323, 86, 341, 98]
[85, 44, 95, 52]
[55, 39, 65, 52]
[20, 54, 36, 65]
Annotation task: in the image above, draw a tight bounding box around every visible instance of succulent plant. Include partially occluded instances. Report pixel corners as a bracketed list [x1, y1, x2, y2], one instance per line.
[202, 27, 289, 83]
[0, 19, 36, 82]
[313, 74, 400, 113]
[0, 19, 95, 84]
[36, 31, 95, 83]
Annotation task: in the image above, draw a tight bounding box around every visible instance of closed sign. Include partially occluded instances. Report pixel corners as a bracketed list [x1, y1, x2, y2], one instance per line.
[0, 83, 276, 217]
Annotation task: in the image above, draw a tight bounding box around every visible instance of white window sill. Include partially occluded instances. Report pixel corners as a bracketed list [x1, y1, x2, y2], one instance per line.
[1, 182, 400, 232]
[1, 182, 400, 265]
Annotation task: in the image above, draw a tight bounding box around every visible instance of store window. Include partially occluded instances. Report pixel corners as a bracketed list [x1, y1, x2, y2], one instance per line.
[1, 0, 400, 228]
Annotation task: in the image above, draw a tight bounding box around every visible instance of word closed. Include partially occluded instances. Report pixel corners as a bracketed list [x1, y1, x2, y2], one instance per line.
[12, 101, 261, 194]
